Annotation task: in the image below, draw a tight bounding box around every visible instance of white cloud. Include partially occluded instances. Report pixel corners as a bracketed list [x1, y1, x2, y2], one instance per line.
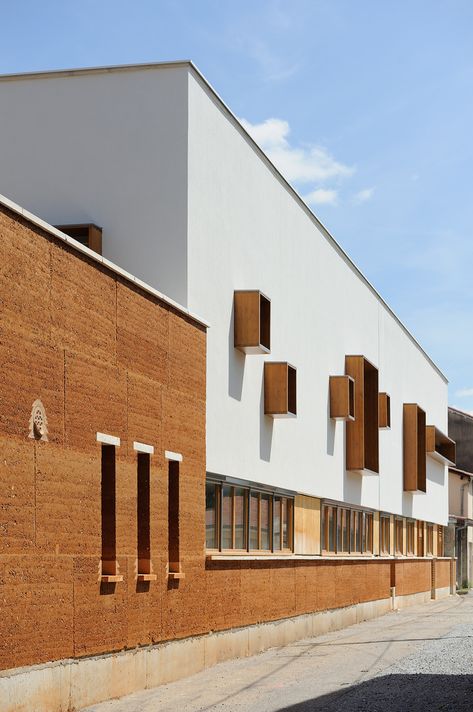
[304, 188, 338, 206]
[240, 117, 354, 185]
[455, 388, 473, 398]
[353, 187, 375, 204]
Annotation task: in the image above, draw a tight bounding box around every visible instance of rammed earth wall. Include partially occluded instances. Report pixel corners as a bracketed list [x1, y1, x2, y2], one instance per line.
[0, 205, 452, 680]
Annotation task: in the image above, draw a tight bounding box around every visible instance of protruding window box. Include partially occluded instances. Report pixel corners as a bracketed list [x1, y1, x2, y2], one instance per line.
[264, 362, 297, 418]
[403, 403, 427, 493]
[426, 426, 456, 466]
[345, 356, 379, 474]
[379, 393, 391, 429]
[55, 223, 103, 255]
[234, 290, 271, 354]
[329, 375, 355, 421]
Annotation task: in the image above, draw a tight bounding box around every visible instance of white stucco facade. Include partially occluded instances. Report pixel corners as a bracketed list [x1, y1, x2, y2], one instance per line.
[0, 62, 449, 524]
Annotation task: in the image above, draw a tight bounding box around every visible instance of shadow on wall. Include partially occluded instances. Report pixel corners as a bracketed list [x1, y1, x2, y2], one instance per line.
[428, 460, 446, 486]
[402, 493, 414, 518]
[326, 381, 335, 456]
[260, 375, 273, 461]
[228, 301, 245, 400]
[276, 674, 473, 711]
[343, 468, 362, 506]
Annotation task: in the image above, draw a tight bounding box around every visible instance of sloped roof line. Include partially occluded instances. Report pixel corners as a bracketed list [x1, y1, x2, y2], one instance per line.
[0, 59, 446, 382]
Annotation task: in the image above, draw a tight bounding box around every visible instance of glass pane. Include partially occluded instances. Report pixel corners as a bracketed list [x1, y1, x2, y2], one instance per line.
[328, 507, 334, 552]
[323, 506, 328, 550]
[273, 498, 281, 550]
[343, 510, 349, 552]
[282, 498, 289, 549]
[365, 515, 372, 553]
[261, 494, 271, 550]
[234, 487, 247, 549]
[205, 482, 217, 549]
[356, 512, 362, 552]
[222, 485, 233, 549]
[249, 493, 259, 549]
[337, 509, 342, 552]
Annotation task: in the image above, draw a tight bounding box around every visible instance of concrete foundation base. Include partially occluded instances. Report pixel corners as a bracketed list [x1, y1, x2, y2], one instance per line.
[0, 592, 453, 712]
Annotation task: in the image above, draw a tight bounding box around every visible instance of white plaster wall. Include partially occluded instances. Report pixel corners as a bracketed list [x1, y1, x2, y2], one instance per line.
[187, 71, 448, 524]
[0, 64, 449, 524]
[0, 66, 189, 305]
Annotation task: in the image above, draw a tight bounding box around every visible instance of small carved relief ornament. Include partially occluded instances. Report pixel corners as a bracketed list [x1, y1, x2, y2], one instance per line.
[29, 400, 49, 441]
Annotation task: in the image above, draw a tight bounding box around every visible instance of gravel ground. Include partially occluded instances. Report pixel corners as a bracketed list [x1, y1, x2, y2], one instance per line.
[83, 594, 473, 712]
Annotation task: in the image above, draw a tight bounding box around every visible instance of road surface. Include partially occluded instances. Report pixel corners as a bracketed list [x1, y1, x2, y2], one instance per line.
[83, 593, 473, 711]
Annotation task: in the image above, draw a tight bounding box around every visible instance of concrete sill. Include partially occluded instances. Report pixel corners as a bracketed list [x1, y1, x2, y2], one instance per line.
[137, 573, 157, 582]
[101, 575, 124, 583]
[168, 572, 185, 580]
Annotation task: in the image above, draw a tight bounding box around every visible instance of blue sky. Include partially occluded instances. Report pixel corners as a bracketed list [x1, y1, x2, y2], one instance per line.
[2, 0, 473, 409]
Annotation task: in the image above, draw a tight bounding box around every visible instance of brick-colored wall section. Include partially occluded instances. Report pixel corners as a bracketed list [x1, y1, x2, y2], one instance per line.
[0, 206, 444, 675]
[0, 206, 206, 670]
[393, 559, 432, 596]
[435, 559, 451, 589]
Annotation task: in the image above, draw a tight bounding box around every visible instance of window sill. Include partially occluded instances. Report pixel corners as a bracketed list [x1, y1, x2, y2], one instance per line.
[137, 573, 157, 582]
[101, 574, 123, 583]
[168, 572, 185, 580]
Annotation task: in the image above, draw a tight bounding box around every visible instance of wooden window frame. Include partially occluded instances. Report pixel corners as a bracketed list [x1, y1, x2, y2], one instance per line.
[206, 479, 294, 554]
[437, 525, 444, 557]
[395, 518, 404, 556]
[426, 524, 434, 556]
[380, 514, 390, 555]
[417, 521, 425, 557]
[406, 520, 415, 556]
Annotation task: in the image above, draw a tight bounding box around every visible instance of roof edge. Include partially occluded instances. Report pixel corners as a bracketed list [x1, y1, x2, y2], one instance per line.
[0, 191, 210, 329]
[0, 59, 192, 82]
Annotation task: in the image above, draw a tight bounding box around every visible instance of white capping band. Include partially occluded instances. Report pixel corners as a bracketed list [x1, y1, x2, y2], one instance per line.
[165, 450, 183, 462]
[133, 441, 154, 455]
[96, 432, 121, 446]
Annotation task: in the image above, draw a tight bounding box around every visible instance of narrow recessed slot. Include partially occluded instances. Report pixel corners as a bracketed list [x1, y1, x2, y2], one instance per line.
[137, 453, 151, 576]
[101, 444, 117, 576]
[288, 366, 297, 416]
[259, 293, 271, 351]
[168, 460, 180, 574]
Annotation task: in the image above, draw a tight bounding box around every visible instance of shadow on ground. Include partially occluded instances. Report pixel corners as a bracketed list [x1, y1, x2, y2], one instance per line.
[277, 674, 473, 711]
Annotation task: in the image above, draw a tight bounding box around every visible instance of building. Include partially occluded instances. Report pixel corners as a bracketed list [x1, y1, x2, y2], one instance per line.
[0, 62, 456, 711]
[447, 407, 473, 588]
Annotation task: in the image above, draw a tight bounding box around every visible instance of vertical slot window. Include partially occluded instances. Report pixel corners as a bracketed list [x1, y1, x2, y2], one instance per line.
[168, 461, 180, 573]
[249, 492, 259, 549]
[426, 524, 434, 556]
[380, 515, 390, 555]
[437, 525, 444, 557]
[273, 497, 282, 550]
[222, 485, 233, 550]
[260, 494, 271, 550]
[395, 518, 404, 555]
[282, 498, 292, 550]
[355, 511, 362, 553]
[364, 513, 373, 554]
[234, 487, 247, 549]
[101, 445, 117, 575]
[137, 453, 151, 574]
[406, 520, 415, 556]
[417, 521, 424, 557]
[205, 481, 218, 550]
